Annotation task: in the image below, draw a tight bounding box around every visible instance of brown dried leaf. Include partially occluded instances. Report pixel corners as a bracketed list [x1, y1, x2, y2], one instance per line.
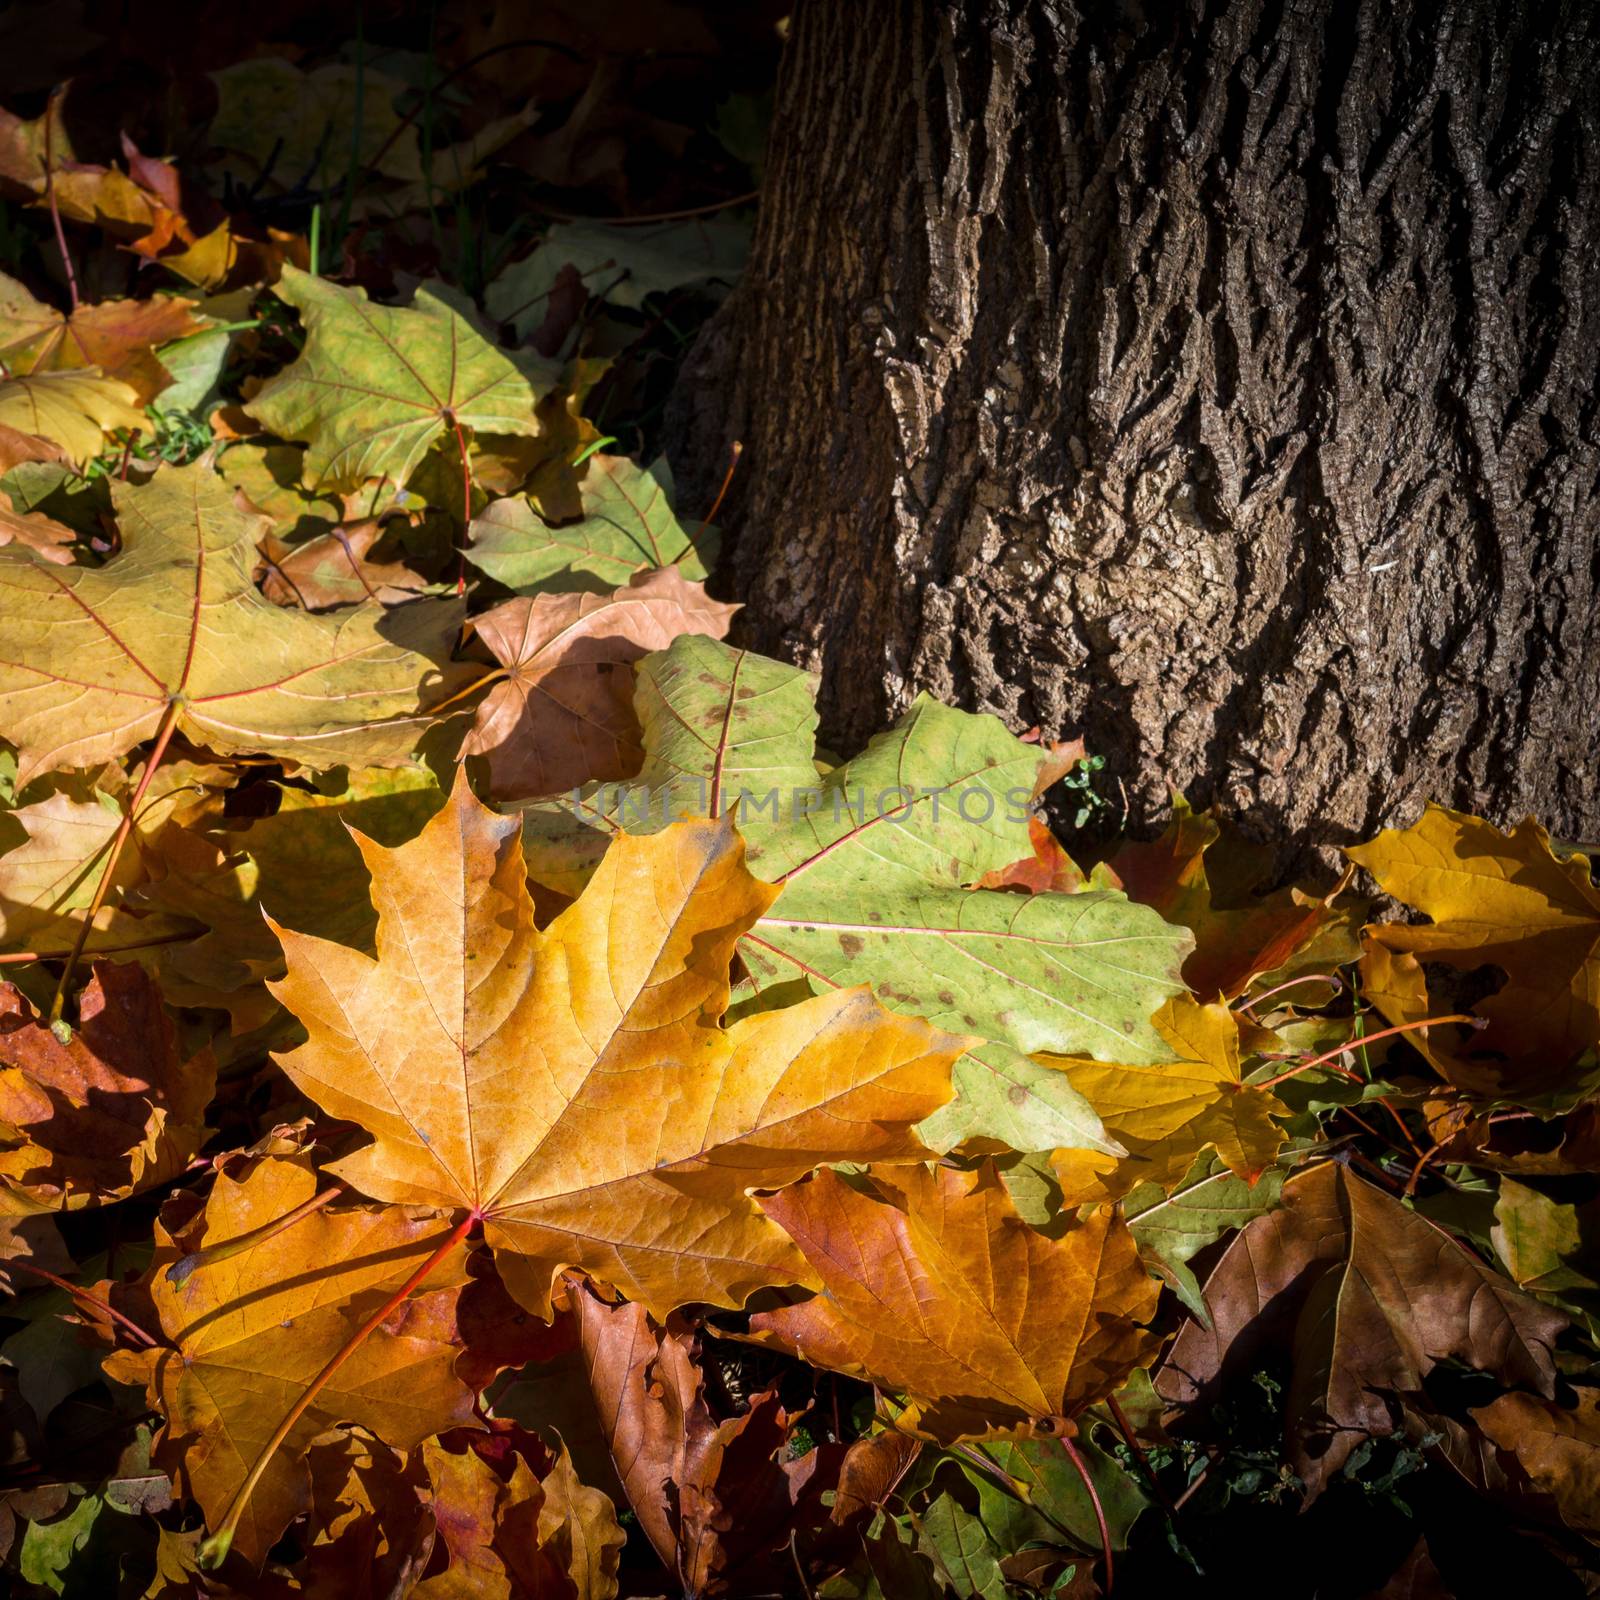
[1157, 1161, 1568, 1497]
[462, 567, 739, 799]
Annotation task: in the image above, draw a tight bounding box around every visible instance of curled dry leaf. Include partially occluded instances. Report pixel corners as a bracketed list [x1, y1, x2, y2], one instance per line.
[0, 421, 66, 474]
[417, 1423, 623, 1600]
[0, 962, 214, 1211]
[257, 519, 435, 611]
[0, 461, 468, 785]
[1157, 1160, 1568, 1497]
[104, 1150, 477, 1568]
[1105, 795, 1356, 1000]
[462, 567, 739, 800]
[752, 1162, 1162, 1444]
[1472, 1388, 1600, 1540]
[571, 1281, 847, 1597]
[1044, 995, 1288, 1206]
[269, 772, 965, 1321]
[1349, 805, 1600, 1092]
[0, 489, 74, 563]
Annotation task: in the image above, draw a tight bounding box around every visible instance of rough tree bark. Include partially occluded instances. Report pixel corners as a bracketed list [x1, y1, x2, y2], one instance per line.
[668, 0, 1600, 857]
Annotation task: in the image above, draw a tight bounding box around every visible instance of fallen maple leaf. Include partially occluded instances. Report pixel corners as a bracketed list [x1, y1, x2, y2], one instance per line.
[1472, 1388, 1600, 1540]
[1157, 1160, 1567, 1496]
[518, 635, 1190, 1155]
[269, 772, 965, 1320]
[127, 764, 447, 1030]
[1349, 805, 1600, 1088]
[0, 369, 145, 466]
[468, 454, 715, 594]
[247, 268, 552, 491]
[751, 1162, 1162, 1443]
[0, 91, 179, 245]
[0, 461, 467, 785]
[973, 815, 1086, 894]
[0, 784, 197, 959]
[461, 567, 739, 800]
[104, 1149, 477, 1567]
[289, 1427, 434, 1600]
[0, 962, 214, 1210]
[1492, 1177, 1600, 1298]
[1044, 995, 1288, 1205]
[0, 274, 203, 406]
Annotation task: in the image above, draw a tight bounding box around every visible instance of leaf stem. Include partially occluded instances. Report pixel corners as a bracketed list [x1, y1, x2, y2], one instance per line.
[199, 1208, 477, 1569]
[166, 1184, 345, 1287]
[1105, 1394, 1174, 1514]
[1058, 1432, 1113, 1593]
[48, 698, 183, 1026]
[453, 418, 473, 595]
[1231, 972, 1343, 1012]
[42, 95, 79, 314]
[1254, 1015, 1479, 1090]
[425, 664, 508, 716]
[539, 190, 760, 226]
[688, 439, 740, 560]
[6, 1259, 157, 1347]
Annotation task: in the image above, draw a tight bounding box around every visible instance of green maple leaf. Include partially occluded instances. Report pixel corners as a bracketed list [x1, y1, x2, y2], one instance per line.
[517, 635, 1192, 1154]
[0, 461, 468, 784]
[247, 267, 553, 491]
[467, 454, 715, 595]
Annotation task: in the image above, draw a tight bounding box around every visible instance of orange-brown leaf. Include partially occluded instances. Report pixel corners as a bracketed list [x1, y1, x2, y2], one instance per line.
[571, 1280, 848, 1596]
[1472, 1388, 1600, 1539]
[256, 519, 435, 611]
[753, 1163, 1161, 1443]
[103, 1151, 476, 1567]
[1107, 797, 1354, 999]
[0, 487, 74, 563]
[269, 773, 964, 1321]
[1350, 805, 1600, 1092]
[0, 274, 204, 405]
[417, 1423, 623, 1599]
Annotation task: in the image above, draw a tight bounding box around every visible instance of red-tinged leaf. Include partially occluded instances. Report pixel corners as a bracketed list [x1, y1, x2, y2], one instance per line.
[753, 1163, 1161, 1443]
[0, 962, 215, 1209]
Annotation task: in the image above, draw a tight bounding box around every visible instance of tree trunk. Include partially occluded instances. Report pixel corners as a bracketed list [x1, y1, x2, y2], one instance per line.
[668, 0, 1600, 859]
